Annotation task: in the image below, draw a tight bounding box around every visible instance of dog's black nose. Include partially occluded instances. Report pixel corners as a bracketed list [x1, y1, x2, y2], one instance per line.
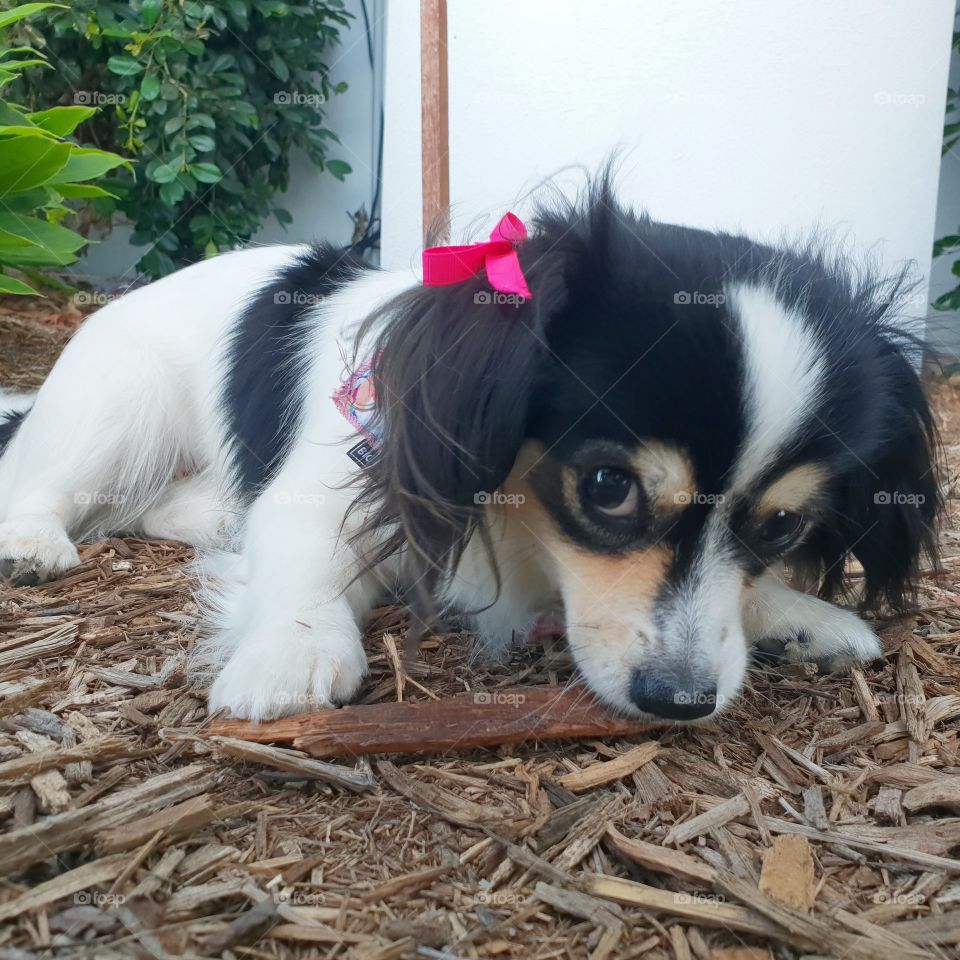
[630, 670, 718, 720]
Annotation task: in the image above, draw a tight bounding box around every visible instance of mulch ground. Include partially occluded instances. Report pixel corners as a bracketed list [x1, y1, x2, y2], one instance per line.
[1, 297, 959, 960]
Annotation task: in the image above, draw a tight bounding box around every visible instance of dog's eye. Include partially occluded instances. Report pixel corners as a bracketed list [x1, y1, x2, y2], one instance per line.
[582, 467, 639, 517]
[759, 509, 804, 545]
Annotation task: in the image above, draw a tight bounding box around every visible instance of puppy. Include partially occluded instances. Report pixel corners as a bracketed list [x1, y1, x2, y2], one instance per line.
[0, 179, 938, 721]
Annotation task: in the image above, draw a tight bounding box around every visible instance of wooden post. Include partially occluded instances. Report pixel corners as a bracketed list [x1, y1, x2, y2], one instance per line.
[420, 0, 449, 242]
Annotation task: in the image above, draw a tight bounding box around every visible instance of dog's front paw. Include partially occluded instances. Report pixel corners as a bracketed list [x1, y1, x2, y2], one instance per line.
[208, 621, 367, 721]
[746, 592, 881, 670]
[0, 517, 79, 586]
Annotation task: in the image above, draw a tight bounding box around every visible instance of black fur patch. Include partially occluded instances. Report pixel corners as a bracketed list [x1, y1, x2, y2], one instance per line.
[222, 243, 373, 493]
[0, 408, 27, 457]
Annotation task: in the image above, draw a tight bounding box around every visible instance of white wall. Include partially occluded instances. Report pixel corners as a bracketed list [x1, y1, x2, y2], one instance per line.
[383, 0, 954, 320]
[77, 0, 384, 281]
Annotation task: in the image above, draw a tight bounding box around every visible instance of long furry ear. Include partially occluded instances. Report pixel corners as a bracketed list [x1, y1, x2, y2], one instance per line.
[829, 338, 940, 612]
[351, 254, 566, 609]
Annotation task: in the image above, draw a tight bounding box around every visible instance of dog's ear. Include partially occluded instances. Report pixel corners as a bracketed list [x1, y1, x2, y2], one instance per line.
[834, 342, 939, 611]
[352, 255, 566, 602]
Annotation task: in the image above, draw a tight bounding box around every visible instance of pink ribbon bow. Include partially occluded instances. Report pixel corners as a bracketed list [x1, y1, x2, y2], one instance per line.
[422, 212, 533, 300]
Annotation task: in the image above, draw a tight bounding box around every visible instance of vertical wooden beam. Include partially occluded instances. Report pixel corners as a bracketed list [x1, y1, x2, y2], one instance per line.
[420, 0, 449, 242]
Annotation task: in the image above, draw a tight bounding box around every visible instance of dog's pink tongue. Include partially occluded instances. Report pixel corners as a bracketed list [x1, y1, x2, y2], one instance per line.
[528, 613, 567, 644]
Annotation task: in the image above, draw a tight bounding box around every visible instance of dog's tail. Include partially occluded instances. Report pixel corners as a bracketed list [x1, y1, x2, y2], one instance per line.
[0, 391, 35, 458]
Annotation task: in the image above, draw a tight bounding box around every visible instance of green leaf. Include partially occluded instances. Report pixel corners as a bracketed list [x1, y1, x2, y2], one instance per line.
[188, 133, 215, 152]
[0, 124, 57, 138]
[0, 3, 66, 31]
[26, 105, 96, 137]
[189, 162, 223, 184]
[142, 0, 164, 27]
[934, 234, 960, 257]
[147, 159, 181, 184]
[0, 138, 71, 195]
[158, 179, 185, 205]
[0, 213, 86, 266]
[140, 75, 161, 101]
[50, 148, 132, 184]
[0, 273, 38, 295]
[56, 183, 118, 200]
[325, 158, 350, 180]
[107, 55, 144, 77]
[187, 113, 216, 130]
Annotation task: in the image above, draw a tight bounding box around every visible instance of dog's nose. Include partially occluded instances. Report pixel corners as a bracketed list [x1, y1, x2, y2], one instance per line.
[629, 669, 718, 720]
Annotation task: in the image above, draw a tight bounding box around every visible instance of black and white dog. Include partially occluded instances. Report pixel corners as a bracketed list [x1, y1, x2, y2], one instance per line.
[0, 180, 939, 722]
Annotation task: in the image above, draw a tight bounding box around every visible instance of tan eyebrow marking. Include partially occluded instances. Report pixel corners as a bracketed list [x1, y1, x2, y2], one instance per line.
[758, 464, 828, 515]
[631, 441, 696, 513]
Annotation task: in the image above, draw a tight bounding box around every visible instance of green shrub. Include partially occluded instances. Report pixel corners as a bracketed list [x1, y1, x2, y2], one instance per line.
[13, 0, 353, 278]
[0, 2, 128, 295]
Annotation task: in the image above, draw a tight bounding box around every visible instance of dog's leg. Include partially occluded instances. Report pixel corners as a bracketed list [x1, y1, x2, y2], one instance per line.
[136, 472, 239, 547]
[203, 445, 380, 720]
[743, 568, 881, 668]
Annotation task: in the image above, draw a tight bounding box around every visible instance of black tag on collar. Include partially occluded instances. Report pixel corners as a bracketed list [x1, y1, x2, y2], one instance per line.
[347, 438, 380, 469]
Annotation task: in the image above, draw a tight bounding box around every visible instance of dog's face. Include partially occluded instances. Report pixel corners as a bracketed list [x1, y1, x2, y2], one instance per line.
[507, 280, 850, 719]
[361, 183, 937, 721]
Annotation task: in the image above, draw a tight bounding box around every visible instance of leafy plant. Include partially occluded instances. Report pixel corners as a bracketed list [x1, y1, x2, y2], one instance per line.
[0, 2, 128, 294]
[12, 0, 353, 278]
[933, 25, 960, 311]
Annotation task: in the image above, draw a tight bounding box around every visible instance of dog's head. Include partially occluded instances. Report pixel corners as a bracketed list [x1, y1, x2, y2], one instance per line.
[357, 178, 938, 720]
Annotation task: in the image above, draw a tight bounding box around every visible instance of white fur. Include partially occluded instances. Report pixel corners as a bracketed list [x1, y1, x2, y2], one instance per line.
[726, 283, 826, 492]
[744, 568, 881, 667]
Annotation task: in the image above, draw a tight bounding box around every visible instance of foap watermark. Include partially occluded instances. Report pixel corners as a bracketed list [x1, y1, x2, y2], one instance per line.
[474, 691, 526, 707]
[74, 90, 126, 106]
[874, 91, 925, 108]
[274, 90, 326, 107]
[273, 889, 328, 906]
[674, 491, 725, 506]
[273, 691, 329, 710]
[674, 690, 724, 709]
[75, 891, 126, 907]
[73, 290, 122, 308]
[872, 890, 925, 906]
[272, 490, 326, 507]
[874, 491, 925, 507]
[674, 893, 725, 905]
[474, 491, 525, 507]
[274, 290, 324, 307]
[674, 290, 725, 308]
[877, 692, 926, 707]
[475, 890, 528, 906]
[74, 491, 126, 507]
[474, 290, 525, 308]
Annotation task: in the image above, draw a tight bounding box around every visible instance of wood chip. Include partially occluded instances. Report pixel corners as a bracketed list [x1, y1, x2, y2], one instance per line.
[605, 825, 717, 886]
[0, 854, 128, 922]
[0, 763, 216, 875]
[208, 685, 658, 756]
[534, 881, 623, 930]
[97, 793, 216, 853]
[902, 777, 960, 812]
[208, 736, 376, 793]
[665, 794, 750, 846]
[361, 864, 454, 903]
[758, 836, 816, 912]
[557, 741, 660, 791]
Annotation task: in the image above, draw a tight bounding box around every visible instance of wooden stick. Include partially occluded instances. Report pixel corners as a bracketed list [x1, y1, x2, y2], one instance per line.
[420, 0, 449, 240]
[207, 685, 658, 758]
